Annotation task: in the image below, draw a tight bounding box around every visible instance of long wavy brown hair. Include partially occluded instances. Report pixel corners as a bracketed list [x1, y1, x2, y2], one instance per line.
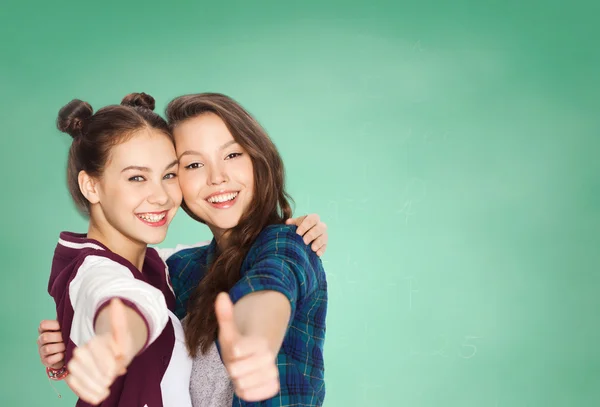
[165, 93, 293, 356]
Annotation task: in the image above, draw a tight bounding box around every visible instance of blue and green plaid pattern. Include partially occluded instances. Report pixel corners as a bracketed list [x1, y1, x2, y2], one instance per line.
[166, 224, 328, 406]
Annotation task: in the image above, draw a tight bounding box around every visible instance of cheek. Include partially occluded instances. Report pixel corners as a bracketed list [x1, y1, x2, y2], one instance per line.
[241, 160, 254, 195]
[178, 172, 202, 205]
[100, 181, 131, 208]
[167, 182, 183, 206]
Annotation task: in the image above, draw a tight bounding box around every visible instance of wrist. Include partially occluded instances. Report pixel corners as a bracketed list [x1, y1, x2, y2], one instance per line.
[46, 365, 69, 381]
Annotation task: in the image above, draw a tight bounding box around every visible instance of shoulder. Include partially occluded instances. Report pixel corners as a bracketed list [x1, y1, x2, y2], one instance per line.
[165, 244, 209, 265]
[75, 253, 136, 278]
[152, 241, 211, 262]
[251, 224, 311, 259]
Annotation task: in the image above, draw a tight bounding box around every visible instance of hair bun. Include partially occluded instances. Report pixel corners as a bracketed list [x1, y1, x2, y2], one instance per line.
[57, 99, 93, 139]
[121, 92, 155, 111]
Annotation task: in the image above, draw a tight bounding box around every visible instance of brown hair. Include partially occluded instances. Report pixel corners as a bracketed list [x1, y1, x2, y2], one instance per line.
[166, 93, 293, 356]
[57, 92, 170, 214]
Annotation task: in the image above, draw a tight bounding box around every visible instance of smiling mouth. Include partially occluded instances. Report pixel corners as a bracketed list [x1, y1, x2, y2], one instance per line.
[207, 192, 239, 204]
[136, 211, 168, 226]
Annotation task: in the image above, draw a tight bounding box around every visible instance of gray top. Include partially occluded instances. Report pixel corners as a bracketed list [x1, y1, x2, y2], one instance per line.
[189, 341, 234, 407]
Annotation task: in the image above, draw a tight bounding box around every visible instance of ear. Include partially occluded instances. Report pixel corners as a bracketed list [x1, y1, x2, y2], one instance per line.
[78, 170, 101, 205]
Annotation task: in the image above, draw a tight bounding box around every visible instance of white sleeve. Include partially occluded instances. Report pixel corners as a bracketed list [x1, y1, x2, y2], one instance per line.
[68, 255, 169, 348]
[153, 241, 211, 262]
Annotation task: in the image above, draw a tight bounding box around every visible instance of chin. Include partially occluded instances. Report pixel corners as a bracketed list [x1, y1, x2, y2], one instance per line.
[146, 236, 167, 245]
[206, 221, 238, 234]
[138, 231, 168, 245]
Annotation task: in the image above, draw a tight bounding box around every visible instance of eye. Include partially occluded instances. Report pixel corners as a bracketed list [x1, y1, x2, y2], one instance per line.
[128, 175, 145, 182]
[184, 162, 203, 170]
[164, 172, 177, 180]
[226, 152, 242, 160]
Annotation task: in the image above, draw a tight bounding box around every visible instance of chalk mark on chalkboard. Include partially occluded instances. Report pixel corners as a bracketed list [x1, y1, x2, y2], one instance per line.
[397, 199, 415, 224]
[459, 336, 482, 359]
[361, 161, 368, 184]
[431, 334, 451, 358]
[356, 197, 371, 212]
[304, 194, 311, 212]
[405, 176, 429, 203]
[423, 131, 433, 145]
[395, 177, 429, 223]
[327, 200, 339, 222]
[344, 255, 360, 287]
[324, 271, 343, 297]
[402, 276, 419, 310]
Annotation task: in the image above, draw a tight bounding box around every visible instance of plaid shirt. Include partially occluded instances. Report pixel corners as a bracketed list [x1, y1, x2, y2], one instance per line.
[166, 224, 328, 407]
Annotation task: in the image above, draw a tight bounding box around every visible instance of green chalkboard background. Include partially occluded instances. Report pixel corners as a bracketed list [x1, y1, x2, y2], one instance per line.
[1, 0, 598, 406]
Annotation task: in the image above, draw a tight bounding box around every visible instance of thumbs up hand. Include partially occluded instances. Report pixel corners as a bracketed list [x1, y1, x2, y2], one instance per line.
[215, 292, 280, 402]
[66, 298, 133, 405]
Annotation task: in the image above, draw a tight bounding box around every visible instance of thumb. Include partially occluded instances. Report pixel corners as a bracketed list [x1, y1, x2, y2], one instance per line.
[108, 298, 128, 373]
[286, 215, 306, 226]
[215, 292, 240, 355]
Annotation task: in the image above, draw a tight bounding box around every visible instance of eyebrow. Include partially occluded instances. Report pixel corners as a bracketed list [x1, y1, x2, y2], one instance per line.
[178, 140, 239, 159]
[121, 159, 179, 173]
[220, 140, 238, 150]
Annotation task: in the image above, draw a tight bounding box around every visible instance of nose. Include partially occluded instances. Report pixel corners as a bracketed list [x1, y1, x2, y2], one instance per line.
[148, 181, 170, 206]
[207, 162, 228, 186]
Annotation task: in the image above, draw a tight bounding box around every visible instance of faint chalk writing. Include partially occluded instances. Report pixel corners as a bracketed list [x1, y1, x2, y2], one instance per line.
[397, 199, 415, 224]
[408, 335, 483, 359]
[412, 40, 423, 52]
[459, 336, 482, 359]
[402, 276, 419, 310]
[431, 334, 451, 358]
[327, 200, 339, 222]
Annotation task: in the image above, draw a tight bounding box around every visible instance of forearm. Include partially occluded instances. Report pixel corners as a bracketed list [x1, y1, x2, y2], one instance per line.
[233, 291, 291, 355]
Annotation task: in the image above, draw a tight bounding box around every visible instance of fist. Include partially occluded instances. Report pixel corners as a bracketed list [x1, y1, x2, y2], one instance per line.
[216, 293, 280, 402]
[66, 299, 130, 404]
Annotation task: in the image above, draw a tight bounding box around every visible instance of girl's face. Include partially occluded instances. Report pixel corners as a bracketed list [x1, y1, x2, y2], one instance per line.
[91, 129, 182, 245]
[173, 112, 254, 240]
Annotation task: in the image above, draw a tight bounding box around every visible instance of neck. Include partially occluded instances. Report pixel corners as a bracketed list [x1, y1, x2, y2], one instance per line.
[87, 220, 147, 271]
[209, 226, 231, 251]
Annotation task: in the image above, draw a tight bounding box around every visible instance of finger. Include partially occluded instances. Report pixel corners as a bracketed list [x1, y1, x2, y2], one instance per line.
[316, 244, 327, 257]
[41, 342, 66, 356]
[234, 363, 279, 389]
[37, 331, 63, 346]
[67, 352, 111, 401]
[310, 236, 326, 253]
[66, 364, 108, 404]
[228, 352, 276, 379]
[295, 214, 316, 237]
[215, 292, 240, 356]
[66, 374, 110, 406]
[229, 336, 272, 363]
[87, 338, 120, 386]
[108, 298, 128, 360]
[302, 225, 322, 245]
[285, 215, 307, 228]
[39, 319, 61, 334]
[72, 346, 114, 388]
[44, 352, 66, 368]
[237, 378, 280, 402]
[65, 375, 97, 404]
